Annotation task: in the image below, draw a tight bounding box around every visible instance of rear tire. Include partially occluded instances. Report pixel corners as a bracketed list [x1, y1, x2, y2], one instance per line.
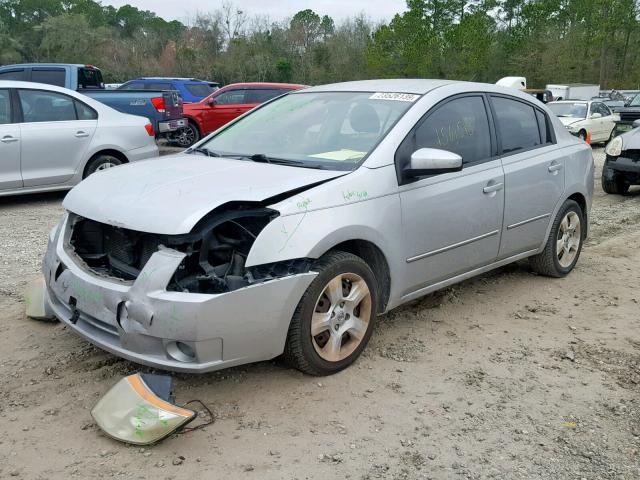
[283, 251, 377, 376]
[601, 163, 629, 195]
[172, 121, 200, 148]
[83, 154, 123, 179]
[529, 200, 584, 278]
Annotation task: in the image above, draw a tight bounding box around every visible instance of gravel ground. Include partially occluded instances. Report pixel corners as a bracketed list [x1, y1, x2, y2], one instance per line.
[1, 148, 639, 479]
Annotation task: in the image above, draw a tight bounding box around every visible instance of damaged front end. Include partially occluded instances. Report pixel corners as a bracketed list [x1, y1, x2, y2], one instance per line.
[68, 203, 311, 293]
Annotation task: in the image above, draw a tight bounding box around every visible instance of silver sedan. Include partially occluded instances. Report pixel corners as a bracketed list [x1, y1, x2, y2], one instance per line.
[0, 81, 158, 196]
[31, 79, 593, 375]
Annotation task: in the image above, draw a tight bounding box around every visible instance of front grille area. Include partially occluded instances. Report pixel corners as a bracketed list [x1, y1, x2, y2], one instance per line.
[70, 218, 161, 280]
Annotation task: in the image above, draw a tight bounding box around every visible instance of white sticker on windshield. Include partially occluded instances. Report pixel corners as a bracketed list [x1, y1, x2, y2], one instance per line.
[369, 92, 420, 102]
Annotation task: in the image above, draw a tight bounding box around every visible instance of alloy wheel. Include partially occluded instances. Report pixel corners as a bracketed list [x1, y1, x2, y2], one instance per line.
[556, 211, 581, 268]
[311, 272, 372, 362]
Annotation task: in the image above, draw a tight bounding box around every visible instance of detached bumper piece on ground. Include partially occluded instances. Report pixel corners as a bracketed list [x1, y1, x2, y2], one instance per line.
[92, 373, 195, 445]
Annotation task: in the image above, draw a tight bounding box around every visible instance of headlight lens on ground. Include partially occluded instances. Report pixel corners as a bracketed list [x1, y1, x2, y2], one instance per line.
[605, 135, 623, 157]
[91, 373, 195, 445]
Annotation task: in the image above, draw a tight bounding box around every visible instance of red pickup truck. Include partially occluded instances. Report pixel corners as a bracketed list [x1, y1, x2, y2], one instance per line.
[171, 82, 306, 147]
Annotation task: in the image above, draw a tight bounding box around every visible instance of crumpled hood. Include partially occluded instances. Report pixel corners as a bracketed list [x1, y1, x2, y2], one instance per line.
[64, 154, 346, 234]
[558, 117, 584, 127]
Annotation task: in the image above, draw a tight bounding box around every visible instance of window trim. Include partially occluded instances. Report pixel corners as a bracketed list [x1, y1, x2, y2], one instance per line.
[15, 88, 84, 124]
[488, 93, 556, 159]
[394, 92, 498, 185]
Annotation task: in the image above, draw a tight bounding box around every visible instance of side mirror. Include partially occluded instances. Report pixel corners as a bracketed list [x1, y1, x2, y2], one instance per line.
[590, 112, 602, 119]
[633, 119, 640, 129]
[404, 148, 462, 178]
[207, 98, 216, 106]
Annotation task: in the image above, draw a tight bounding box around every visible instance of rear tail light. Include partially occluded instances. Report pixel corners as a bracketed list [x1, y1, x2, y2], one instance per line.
[151, 97, 166, 113]
[144, 123, 155, 136]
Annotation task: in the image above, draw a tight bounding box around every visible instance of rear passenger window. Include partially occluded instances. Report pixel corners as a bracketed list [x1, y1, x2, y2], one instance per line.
[413, 96, 492, 164]
[75, 100, 98, 120]
[147, 83, 173, 90]
[18, 90, 77, 123]
[245, 89, 288, 103]
[492, 96, 541, 154]
[0, 69, 25, 81]
[0, 89, 10, 124]
[31, 69, 66, 87]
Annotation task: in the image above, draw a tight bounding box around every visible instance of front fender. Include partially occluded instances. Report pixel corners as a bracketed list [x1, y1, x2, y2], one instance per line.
[245, 194, 402, 267]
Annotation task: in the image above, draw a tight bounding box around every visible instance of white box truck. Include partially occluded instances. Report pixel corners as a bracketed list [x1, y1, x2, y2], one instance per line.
[546, 84, 600, 101]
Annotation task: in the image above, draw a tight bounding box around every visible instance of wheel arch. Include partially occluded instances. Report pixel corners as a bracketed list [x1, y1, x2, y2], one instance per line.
[321, 239, 391, 314]
[82, 149, 128, 178]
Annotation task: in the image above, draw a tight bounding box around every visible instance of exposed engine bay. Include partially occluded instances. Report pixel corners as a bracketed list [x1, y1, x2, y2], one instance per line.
[68, 205, 311, 294]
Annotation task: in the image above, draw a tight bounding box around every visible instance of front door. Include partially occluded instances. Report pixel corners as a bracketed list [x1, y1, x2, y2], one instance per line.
[398, 95, 505, 296]
[17, 89, 96, 187]
[0, 88, 22, 190]
[205, 88, 249, 133]
[490, 95, 565, 258]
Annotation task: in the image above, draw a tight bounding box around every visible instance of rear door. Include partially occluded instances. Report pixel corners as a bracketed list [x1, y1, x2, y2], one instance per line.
[17, 89, 97, 187]
[0, 88, 22, 190]
[492, 95, 564, 258]
[204, 88, 249, 132]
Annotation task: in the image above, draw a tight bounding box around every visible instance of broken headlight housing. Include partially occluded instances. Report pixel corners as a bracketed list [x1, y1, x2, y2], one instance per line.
[68, 205, 312, 294]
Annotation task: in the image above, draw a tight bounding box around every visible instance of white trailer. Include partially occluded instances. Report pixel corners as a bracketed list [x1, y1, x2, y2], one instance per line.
[546, 84, 600, 101]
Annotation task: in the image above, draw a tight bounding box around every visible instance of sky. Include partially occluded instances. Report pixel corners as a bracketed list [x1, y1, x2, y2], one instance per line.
[100, 0, 408, 24]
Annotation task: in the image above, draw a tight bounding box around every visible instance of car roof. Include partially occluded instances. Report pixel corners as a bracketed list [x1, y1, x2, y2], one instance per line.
[220, 82, 307, 89]
[0, 63, 96, 69]
[302, 79, 456, 94]
[136, 77, 208, 82]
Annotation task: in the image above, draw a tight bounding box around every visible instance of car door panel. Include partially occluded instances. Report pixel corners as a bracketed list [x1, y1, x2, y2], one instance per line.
[498, 146, 565, 257]
[494, 98, 565, 258]
[0, 88, 22, 190]
[397, 94, 504, 296]
[400, 161, 505, 294]
[17, 89, 97, 187]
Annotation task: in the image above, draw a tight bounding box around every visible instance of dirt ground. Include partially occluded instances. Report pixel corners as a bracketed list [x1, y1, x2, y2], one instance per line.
[1, 148, 639, 480]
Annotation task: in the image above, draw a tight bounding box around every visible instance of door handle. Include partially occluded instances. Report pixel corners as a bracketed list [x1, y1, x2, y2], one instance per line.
[548, 162, 563, 172]
[75, 131, 89, 138]
[483, 182, 504, 194]
[1, 135, 18, 143]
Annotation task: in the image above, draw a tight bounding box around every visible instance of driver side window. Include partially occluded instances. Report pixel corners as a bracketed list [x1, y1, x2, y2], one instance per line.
[215, 90, 247, 105]
[413, 96, 492, 165]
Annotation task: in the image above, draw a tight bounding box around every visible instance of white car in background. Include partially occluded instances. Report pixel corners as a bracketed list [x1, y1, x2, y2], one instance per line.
[547, 100, 617, 143]
[0, 81, 158, 196]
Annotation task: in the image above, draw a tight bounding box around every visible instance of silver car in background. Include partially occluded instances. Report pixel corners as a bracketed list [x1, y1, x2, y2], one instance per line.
[33, 79, 593, 375]
[0, 81, 158, 196]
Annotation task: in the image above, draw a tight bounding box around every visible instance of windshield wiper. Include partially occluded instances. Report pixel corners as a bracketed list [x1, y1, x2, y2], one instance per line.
[247, 153, 303, 165]
[186, 147, 221, 157]
[246, 154, 327, 170]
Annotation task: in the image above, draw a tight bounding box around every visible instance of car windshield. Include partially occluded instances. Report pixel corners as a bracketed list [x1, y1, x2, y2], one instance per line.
[629, 94, 640, 106]
[548, 102, 587, 118]
[198, 91, 416, 170]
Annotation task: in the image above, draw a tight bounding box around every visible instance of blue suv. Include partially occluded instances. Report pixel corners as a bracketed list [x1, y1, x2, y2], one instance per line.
[118, 78, 219, 103]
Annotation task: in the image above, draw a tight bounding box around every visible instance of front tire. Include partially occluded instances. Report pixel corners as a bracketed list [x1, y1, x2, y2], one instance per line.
[578, 129, 587, 142]
[83, 154, 123, 179]
[601, 163, 629, 194]
[529, 200, 584, 278]
[172, 121, 200, 148]
[283, 251, 377, 376]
